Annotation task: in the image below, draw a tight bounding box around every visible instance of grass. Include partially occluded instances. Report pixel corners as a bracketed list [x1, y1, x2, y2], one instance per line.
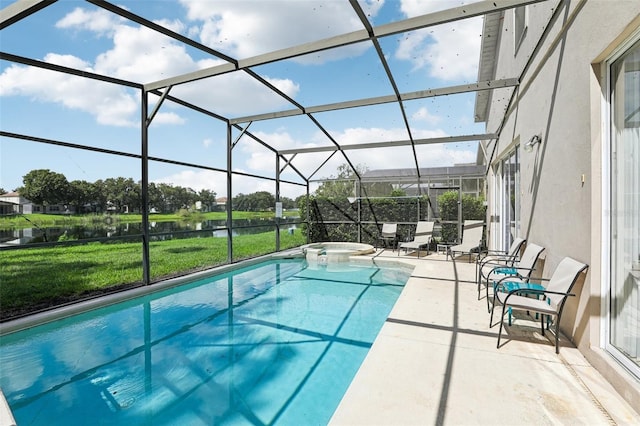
[0, 230, 307, 320]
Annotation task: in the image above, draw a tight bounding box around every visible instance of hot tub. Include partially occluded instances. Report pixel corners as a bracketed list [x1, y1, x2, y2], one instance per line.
[303, 242, 375, 264]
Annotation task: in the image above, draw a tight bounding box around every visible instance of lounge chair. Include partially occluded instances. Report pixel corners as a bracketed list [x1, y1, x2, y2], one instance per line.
[483, 243, 545, 313]
[398, 221, 435, 258]
[447, 220, 484, 262]
[491, 257, 589, 353]
[476, 237, 527, 298]
[377, 223, 398, 251]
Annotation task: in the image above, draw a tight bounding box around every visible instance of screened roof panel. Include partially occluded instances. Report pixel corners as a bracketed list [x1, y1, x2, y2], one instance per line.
[414, 142, 479, 169]
[290, 151, 345, 181]
[377, 17, 484, 94]
[0, 1, 234, 85]
[238, 114, 336, 151]
[169, 69, 298, 118]
[250, 41, 394, 107]
[403, 93, 486, 137]
[348, 145, 417, 171]
[312, 103, 410, 145]
[0, 0, 540, 195]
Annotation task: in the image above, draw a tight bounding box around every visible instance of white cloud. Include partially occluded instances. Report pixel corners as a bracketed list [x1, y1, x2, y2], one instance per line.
[97, 27, 197, 83]
[179, 0, 373, 63]
[167, 72, 300, 117]
[55, 6, 124, 35]
[412, 107, 442, 125]
[397, 0, 482, 81]
[1, 4, 307, 126]
[153, 112, 186, 125]
[0, 55, 139, 127]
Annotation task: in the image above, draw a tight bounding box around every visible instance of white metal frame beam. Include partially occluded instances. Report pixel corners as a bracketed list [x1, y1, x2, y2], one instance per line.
[279, 133, 497, 155]
[230, 79, 519, 124]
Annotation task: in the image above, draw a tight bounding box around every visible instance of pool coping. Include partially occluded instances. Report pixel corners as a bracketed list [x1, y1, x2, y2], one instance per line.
[0, 389, 16, 426]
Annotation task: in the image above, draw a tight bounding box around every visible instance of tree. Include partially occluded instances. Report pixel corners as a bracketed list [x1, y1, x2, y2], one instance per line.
[20, 169, 70, 205]
[68, 180, 100, 213]
[197, 189, 217, 211]
[147, 182, 163, 212]
[92, 179, 110, 212]
[279, 196, 295, 209]
[101, 177, 142, 213]
[437, 190, 486, 243]
[251, 191, 275, 211]
[232, 191, 275, 211]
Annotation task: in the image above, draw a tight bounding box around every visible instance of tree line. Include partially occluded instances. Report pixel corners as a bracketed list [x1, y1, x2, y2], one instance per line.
[12, 169, 297, 214]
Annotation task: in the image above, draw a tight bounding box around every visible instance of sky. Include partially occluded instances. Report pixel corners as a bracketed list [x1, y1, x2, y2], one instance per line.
[0, 0, 486, 200]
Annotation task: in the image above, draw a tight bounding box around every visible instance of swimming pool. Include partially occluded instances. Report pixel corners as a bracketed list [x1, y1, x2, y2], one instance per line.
[0, 258, 411, 425]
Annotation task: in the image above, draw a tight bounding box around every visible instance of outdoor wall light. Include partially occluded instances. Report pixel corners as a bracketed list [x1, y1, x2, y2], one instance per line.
[524, 135, 542, 152]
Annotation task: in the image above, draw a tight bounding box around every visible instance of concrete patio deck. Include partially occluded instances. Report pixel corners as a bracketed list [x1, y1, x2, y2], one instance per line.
[329, 249, 640, 425]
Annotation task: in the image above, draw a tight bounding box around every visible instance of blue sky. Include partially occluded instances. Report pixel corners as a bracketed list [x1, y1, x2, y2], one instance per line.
[0, 0, 485, 199]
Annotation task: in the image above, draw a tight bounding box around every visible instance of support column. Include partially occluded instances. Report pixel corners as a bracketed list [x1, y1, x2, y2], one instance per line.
[275, 155, 281, 251]
[226, 123, 233, 262]
[141, 90, 150, 284]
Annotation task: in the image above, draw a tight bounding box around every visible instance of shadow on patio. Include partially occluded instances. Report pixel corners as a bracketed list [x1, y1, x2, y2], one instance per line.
[330, 249, 639, 425]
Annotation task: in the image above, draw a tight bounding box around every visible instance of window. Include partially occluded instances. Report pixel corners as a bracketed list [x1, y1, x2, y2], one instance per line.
[514, 6, 527, 54]
[608, 38, 640, 376]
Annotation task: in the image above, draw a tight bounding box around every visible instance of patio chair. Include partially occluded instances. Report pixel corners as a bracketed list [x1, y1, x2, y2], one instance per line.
[483, 243, 545, 313]
[398, 221, 435, 258]
[491, 257, 589, 353]
[377, 223, 398, 251]
[447, 220, 484, 262]
[476, 237, 527, 298]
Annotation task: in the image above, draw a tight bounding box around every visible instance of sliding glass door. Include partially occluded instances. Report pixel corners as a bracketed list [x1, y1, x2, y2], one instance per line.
[609, 38, 640, 375]
[493, 148, 520, 252]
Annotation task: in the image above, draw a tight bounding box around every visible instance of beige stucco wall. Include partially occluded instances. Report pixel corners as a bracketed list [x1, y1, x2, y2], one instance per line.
[483, 0, 640, 412]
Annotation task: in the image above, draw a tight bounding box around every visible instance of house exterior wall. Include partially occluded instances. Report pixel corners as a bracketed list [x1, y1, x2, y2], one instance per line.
[483, 0, 640, 411]
[0, 193, 73, 215]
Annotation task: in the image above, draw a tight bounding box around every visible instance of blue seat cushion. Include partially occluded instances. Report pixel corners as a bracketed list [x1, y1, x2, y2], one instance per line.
[500, 281, 545, 292]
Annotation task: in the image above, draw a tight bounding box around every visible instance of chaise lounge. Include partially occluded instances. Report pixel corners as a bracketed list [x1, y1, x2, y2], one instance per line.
[399, 221, 435, 258]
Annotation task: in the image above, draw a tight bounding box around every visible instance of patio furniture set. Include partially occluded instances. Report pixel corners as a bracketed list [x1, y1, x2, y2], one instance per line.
[376, 221, 589, 353]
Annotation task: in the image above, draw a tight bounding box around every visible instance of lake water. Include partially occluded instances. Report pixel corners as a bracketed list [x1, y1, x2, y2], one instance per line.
[0, 218, 300, 245]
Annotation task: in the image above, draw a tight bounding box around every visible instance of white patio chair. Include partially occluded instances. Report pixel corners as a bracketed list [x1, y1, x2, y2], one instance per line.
[476, 237, 527, 298]
[398, 221, 435, 258]
[483, 243, 545, 313]
[448, 220, 484, 262]
[492, 257, 589, 353]
[377, 223, 398, 251]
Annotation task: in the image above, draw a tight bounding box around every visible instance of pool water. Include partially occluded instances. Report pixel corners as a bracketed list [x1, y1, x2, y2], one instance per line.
[0, 259, 411, 425]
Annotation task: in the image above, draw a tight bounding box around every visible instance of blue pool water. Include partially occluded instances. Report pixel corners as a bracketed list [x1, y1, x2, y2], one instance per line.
[0, 259, 411, 425]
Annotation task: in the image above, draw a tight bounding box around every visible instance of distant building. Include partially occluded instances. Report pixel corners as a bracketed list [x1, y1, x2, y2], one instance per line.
[0, 192, 74, 215]
[362, 163, 485, 198]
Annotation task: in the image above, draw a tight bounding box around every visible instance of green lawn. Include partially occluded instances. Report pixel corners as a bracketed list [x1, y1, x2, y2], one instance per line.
[0, 230, 306, 320]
